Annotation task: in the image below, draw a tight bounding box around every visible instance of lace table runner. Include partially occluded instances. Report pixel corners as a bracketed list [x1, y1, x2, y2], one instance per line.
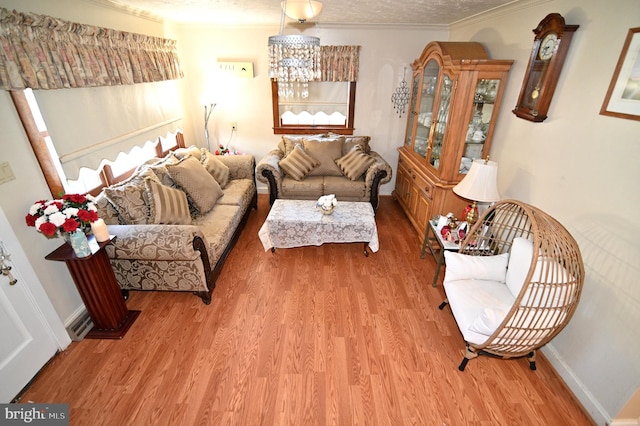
[258, 199, 379, 252]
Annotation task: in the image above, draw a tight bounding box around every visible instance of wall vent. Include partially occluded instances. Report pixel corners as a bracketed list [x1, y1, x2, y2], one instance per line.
[66, 310, 93, 341]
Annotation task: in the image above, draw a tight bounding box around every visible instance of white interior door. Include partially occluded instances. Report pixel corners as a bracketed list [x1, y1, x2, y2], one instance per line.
[0, 208, 64, 402]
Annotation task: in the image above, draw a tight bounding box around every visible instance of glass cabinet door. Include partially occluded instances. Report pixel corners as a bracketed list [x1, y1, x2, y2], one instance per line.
[404, 73, 421, 148]
[429, 74, 452, 169]
[413, 59, 439, 159]
[460, 78, 500, 173]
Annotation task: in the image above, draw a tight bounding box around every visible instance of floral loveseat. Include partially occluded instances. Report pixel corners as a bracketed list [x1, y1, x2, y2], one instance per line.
[93, 146, 257, 304]
[256, 134, 392, 211]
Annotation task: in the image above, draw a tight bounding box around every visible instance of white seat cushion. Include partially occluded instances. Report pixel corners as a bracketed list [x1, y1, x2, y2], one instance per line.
[444, 278, 515, 345]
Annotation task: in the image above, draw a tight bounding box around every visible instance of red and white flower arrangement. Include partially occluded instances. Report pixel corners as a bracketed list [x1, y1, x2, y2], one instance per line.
[214, 144, 241, 156]
[25, 194, 99, 239]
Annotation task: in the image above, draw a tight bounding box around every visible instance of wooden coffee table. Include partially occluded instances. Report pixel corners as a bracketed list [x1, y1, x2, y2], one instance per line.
[258, 199, 379, 256]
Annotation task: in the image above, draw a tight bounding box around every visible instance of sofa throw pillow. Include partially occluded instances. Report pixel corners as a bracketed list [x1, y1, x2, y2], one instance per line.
[278, 135, 307, 156]
[443, 251, 510, 283]
[145, 178, 191, 224]
[173, 144, 203, 161]
[93, 191, 122, 225]
[136, 153, 180, 188]
[329, 133, 372, 155]
[104, 168, 158, 225]
[303, 137, 345, 176]
[166, 156, 223, 215]
[201, 150, 230, 188]
[335, 146, 376, 181]
[278, 144, 320, 181]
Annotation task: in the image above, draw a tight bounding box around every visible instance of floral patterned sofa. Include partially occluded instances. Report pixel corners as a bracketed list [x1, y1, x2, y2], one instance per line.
[93, 146, 256, 304]
[256, 134, 392, 211]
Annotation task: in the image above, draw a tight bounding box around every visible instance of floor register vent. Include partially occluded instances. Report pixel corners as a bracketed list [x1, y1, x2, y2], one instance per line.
[66, 310, 93, 341]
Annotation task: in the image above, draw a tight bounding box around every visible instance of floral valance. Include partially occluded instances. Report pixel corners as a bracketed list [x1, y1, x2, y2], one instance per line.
[320, 45, 360, 82]
[0, 8, 183, 90]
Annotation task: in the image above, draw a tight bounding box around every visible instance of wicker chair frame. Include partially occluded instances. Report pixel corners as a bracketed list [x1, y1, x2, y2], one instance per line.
[440, 199, 585, 371]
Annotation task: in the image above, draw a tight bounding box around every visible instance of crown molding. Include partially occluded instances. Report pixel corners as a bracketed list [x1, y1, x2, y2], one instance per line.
[450, 0, 553, 29]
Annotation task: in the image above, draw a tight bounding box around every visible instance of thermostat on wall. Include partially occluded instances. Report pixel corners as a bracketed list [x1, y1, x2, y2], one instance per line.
[217, 62, 254, 78]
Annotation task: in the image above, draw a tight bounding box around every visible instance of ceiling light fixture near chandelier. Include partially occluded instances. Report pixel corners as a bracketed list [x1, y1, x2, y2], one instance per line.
[281, 0, 323, 23]
[268, 0, 323, 99]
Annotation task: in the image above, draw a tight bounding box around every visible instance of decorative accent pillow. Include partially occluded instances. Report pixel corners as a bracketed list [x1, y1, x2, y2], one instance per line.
[303, 137, 345, 176]
[278, 144, 320, 181]
[443, 251, 510, 283]
[335, 146, 376, 181]
[136, 154, 180, 188]
[93, 191, 122, 225]
[166, 156, 223, 215]
[201, 149, 230, 188]
[104, 168, 158, 224]
[329, 133, 372, 155]
[173, 144, 203, 161]
[278, 135, 306, 156]
[145, 179, 191, 224]
[278, 133, 335, 156]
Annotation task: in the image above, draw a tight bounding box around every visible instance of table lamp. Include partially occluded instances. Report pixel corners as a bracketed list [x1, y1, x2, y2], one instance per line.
[452, 158, 500, 225]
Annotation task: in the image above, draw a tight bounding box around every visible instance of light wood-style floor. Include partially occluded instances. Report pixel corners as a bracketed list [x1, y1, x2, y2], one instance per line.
[19, 195, 595, 425]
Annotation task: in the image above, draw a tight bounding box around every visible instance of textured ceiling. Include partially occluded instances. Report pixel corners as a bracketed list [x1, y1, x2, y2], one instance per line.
[101, 0, 518, 26]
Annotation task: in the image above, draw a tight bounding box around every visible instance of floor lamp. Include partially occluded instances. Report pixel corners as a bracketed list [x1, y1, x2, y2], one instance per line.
[203, 102, 216, 152]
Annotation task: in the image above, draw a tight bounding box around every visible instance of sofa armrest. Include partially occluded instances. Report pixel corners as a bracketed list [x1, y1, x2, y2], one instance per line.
[364, 151, 393, 211]
[105, 224, 214, 262]
[365, 151, 393, 186]
[256, 149, 284, 205]
[216, 154, 256, 181]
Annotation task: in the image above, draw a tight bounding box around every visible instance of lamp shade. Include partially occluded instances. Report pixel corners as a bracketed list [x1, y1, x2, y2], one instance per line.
[281, 0, 323, 22]
[453, 159, 500, 202]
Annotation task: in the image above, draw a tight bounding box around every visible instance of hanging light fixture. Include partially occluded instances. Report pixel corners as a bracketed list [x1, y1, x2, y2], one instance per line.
[268, 0, 322, 99]
[282, 0, 323, 22]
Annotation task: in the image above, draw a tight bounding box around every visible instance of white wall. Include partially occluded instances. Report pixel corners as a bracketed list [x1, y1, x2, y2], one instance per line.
[450, 0, 640, 424]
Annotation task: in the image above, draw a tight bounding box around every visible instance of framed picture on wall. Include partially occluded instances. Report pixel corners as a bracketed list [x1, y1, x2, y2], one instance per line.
[600, 27, 640, 121]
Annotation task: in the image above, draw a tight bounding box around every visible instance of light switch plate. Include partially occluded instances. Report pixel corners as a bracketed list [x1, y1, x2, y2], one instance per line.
[0, 162, 16, 185]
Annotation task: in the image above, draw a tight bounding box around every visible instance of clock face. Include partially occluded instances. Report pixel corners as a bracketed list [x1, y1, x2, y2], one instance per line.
[538, 33, 558, 60]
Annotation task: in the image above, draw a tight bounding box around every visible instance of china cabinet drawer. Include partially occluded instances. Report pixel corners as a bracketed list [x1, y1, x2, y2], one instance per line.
[409, 170, 433, 200]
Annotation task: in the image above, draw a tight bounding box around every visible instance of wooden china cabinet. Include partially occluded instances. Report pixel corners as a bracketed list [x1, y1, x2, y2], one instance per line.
[394, 41, 513, 240]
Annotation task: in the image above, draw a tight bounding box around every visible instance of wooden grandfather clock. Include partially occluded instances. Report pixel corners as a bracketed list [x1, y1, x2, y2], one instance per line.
[513, 13, 579, 122]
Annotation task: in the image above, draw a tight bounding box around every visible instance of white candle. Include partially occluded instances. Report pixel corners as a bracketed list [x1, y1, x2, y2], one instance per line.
[91, 219, 110, 242]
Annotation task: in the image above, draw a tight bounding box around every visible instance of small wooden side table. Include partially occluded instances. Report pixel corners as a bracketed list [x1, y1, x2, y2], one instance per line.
[46, 235, 140, 339]
[420, 220, 460, 287]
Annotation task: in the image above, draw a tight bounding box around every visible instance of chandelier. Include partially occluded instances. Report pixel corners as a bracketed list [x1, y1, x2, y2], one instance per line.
[268, 1, 322, 99]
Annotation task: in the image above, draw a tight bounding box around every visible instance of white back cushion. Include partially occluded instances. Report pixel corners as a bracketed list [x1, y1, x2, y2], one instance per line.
[505, 237, 534, 298]
[443, 251, 509, 283]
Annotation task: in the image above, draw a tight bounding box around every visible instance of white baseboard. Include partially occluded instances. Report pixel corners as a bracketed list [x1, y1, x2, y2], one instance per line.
[541, 344, 611, 425]
[611, 419, 640, 426]
[64, 304, 88, 329]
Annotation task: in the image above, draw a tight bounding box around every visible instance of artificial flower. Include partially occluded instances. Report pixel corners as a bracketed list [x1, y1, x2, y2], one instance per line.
[26, 194, 99, 239]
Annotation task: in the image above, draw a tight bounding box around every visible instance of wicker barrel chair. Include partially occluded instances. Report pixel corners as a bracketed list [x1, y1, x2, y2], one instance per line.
[439, 199, 585, 371]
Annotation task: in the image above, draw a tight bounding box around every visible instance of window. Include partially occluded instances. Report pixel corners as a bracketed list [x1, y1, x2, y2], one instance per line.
[271, 80, 356, 135]
[271, 45, 360, 135]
